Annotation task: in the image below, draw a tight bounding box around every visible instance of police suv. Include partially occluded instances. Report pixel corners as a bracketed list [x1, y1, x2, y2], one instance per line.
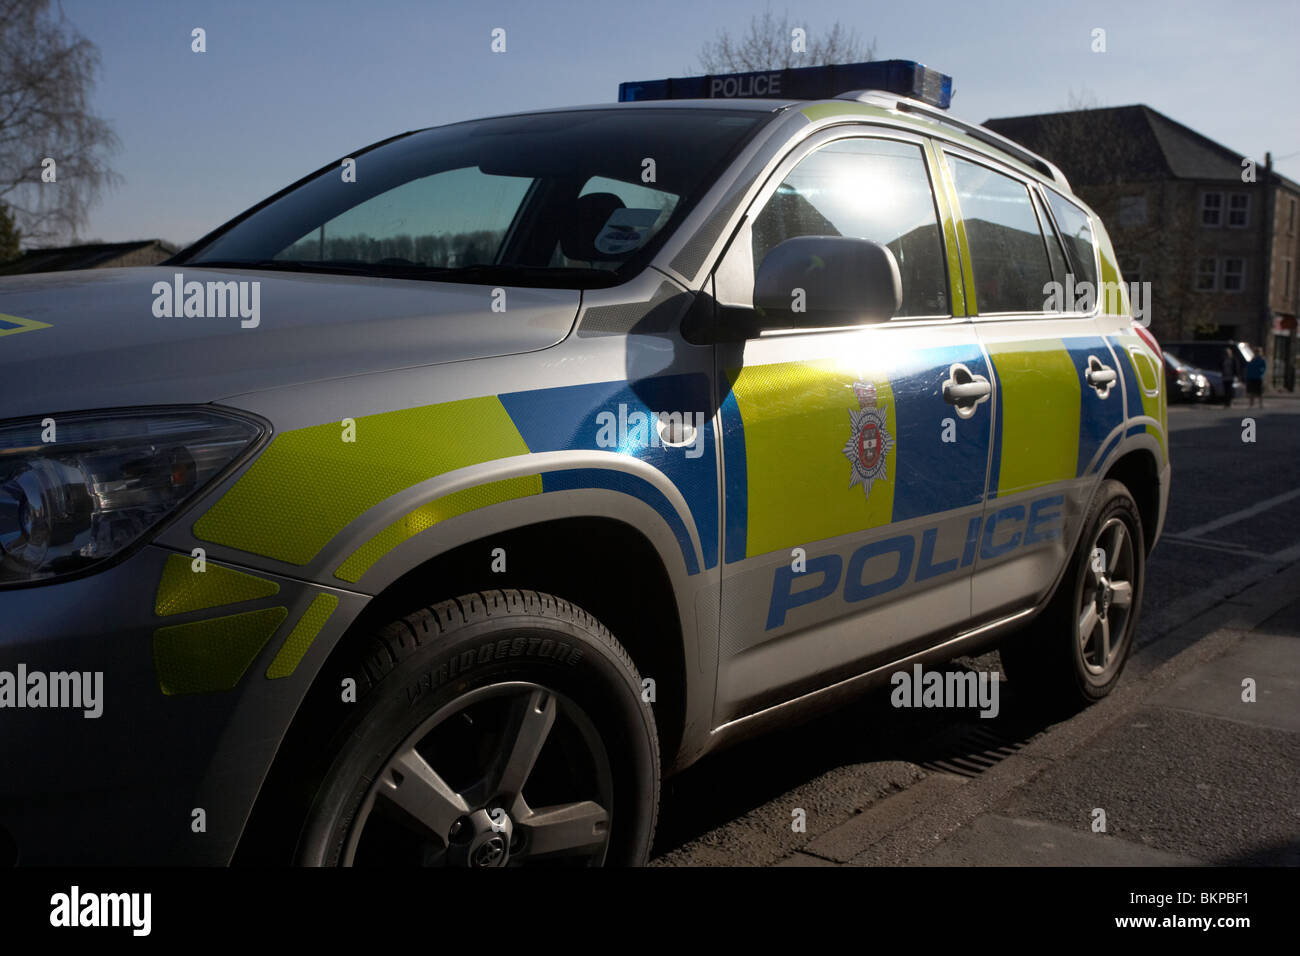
[0, 61, 1168, 866]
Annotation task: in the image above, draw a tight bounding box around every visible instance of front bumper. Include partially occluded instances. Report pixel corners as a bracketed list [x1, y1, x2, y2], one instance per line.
[0, 544, 359, 864]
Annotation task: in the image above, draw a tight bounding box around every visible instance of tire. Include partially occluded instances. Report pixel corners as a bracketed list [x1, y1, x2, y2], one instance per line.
[294, 589, 659, 867]
[999, 480, 1146, 712]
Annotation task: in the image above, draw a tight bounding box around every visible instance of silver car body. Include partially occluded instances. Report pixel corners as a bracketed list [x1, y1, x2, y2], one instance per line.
[0, 92, 1169, 863]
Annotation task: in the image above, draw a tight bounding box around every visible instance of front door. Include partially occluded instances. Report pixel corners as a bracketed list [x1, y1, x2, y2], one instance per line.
[712, 130, 995, 723]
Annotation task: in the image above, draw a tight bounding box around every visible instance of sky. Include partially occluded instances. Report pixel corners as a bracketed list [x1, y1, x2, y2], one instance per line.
[61, 0, 1300, 247]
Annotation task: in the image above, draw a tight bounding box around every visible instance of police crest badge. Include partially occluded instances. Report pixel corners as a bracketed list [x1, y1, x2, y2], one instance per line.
[843, 382, 893, 501]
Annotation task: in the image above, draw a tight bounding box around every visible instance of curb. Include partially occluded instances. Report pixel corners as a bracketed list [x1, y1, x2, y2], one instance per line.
[792, 558, 1300, 866]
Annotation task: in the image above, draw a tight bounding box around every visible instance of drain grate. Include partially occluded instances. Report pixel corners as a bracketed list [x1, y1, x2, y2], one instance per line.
[917, 723, 1031, 778]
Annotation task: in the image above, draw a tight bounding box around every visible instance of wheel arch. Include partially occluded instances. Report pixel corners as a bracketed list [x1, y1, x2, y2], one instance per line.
[234, 513, 692, 863]
[1103, 448, 1161, 555]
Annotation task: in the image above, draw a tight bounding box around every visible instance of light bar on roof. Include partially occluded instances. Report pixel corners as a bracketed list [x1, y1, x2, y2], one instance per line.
[618, 59, 953, 109]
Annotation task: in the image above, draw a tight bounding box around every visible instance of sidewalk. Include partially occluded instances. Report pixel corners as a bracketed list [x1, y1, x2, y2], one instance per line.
[786, 560, 1300, 867]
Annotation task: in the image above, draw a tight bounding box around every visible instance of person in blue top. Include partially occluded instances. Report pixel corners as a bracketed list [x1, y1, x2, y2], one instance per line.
[1246, 347, 1267, 408]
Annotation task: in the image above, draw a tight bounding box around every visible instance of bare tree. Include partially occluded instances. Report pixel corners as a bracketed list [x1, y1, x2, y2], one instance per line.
[697, 9, 874, 73]
[0, 0, 120, 246]
[0, 202, 19, 262]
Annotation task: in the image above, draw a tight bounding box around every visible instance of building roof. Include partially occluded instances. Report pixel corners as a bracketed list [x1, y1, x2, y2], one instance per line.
[0, 239, 176, 276]
[984, 104, 1299, 190]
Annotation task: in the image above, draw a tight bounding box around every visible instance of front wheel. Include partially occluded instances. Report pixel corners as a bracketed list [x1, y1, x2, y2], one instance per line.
[1000, 480, 1146, 711]
[295, 590, 659, 866]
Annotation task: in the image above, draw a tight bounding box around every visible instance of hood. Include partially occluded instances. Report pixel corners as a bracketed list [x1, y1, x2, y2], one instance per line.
[0, 267, 580, 419]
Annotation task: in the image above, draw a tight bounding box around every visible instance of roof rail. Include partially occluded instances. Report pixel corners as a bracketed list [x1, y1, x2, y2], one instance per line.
[836, 90, 1071, 190]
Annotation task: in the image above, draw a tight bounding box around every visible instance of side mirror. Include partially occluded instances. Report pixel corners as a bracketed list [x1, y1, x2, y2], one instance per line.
[753, 236, 902, 329]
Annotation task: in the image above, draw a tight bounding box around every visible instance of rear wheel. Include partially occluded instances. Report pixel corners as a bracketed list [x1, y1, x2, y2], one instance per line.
[1000, 480, 1145, 711]
[295, 589, 659, 866]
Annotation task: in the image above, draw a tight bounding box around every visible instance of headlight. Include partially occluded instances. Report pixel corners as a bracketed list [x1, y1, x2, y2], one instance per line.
[1195, 374, 1208, 388]
[0, 408, 263, 586]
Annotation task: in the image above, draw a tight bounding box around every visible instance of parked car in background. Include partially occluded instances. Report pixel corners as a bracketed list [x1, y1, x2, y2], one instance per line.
[1163, 353, 1209, 403]
[1163, 341, 1253, 403]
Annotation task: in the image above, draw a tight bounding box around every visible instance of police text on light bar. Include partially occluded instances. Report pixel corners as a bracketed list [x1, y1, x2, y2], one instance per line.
[618, 59, 953, 110]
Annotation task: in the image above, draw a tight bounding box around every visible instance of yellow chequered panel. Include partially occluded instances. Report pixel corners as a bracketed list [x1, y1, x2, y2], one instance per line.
[987, 339, 1080, 496]
[266, 593, 340, 679]
[334, 475, 541, 583]
[192, 396, 531, 566]
[731, 359, 895, 557]
[154, 554, 279, 617]
[153, 607, 288, 695]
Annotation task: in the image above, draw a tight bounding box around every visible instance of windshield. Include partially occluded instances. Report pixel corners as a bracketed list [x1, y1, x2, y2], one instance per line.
[181, 108, 768, 288]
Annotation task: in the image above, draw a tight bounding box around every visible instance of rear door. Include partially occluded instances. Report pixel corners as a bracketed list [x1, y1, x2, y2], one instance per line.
[712, 129, 996, 722]
[939, 148, 1126, 619]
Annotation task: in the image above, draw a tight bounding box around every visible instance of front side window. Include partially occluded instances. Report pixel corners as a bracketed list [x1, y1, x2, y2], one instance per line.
[948, 155, 1054, 314]
[182, 108, 767, 287]
[750, 137, 949, 317]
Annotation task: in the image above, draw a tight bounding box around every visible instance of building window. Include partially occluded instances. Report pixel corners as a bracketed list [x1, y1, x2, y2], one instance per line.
[1116, 195, 1147, 227]
[1196, 257, 1218, 291]
[1227, 194, 1250, 228]
[1289, 197, 1297, 236]
[1200, 191, 1223, 227]
[1223, 257, 1245, 292]
[1284, 259, 1293, 299]
[1119, 254, 1142, 286]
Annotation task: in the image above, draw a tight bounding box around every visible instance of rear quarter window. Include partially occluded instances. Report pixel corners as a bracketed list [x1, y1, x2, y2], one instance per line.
[1045, 190, 1099, 288]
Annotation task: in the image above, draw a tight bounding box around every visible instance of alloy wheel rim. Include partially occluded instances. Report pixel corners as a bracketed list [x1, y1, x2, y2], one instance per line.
[1079, 517, 1136, 679]
[341, 681, 614, 866]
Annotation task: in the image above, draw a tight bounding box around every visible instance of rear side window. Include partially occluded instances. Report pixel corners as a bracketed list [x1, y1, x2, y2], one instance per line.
[751, 138, 950, 317]
[948, 155, 1054, 314]
[1045, 190, 1099, 287]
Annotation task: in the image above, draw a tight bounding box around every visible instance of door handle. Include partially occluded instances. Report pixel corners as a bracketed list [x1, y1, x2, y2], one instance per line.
[1085, 356, 1117, 396]
[942, 363, 991, 419]
[943, 381, 992, 403]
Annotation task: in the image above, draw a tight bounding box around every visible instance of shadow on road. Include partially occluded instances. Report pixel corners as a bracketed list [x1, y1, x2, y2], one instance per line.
[652, 657, 1061, 858]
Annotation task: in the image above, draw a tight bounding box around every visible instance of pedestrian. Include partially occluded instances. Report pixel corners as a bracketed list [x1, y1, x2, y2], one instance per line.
[1246, 347, 1266, 408]
[1221, 348, 1236, 408]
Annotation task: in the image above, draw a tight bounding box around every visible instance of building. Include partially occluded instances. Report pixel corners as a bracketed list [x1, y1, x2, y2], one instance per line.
[0, 239, 177, 276]
[985, 106, 1300, 390]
